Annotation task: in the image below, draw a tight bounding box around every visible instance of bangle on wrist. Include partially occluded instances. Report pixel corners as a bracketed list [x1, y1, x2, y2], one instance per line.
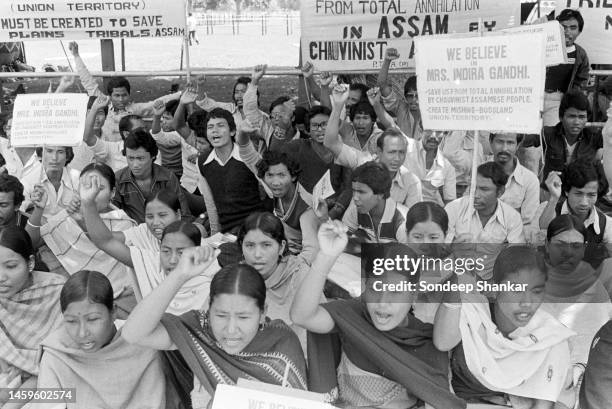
[27, 220, 41, 228]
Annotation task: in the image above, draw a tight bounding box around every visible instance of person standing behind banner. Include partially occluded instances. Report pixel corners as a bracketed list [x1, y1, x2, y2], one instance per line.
[542, 9, 590, 127]
[377, 48, 424, 140]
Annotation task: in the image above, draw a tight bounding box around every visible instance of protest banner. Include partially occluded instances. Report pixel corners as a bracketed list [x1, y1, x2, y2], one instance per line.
[211, 384, 335, 409]
[0, 0, 186, 41]
[10, 93, 88, 147]
[300, 0, 521, 72]
[557, 1, 612, 64]
[415, 31, 546, 133]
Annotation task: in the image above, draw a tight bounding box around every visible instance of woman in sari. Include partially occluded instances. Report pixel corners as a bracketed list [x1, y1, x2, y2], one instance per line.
[0, 226, 65, 409]
[540, 214, 612, 409]
[435, 245, 575, 408]
[26, 163, 137, 306]
[80, 172, 213, 314]
[36, 270, 166, 409]
[405, 201, 452, 324]
[122, 249, 308, 409]
[291, 220, 463, 409]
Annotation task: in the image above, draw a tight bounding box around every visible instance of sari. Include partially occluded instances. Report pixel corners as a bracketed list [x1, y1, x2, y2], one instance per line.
[37, 326, 166, 409]
[580, 320, 612, 409]
[40, 208, 137, 297]
[307, 298, 465, 409]
[458, 295, 575, 402]
[161, 310, 308, 405]
[0, 272, 65, 381]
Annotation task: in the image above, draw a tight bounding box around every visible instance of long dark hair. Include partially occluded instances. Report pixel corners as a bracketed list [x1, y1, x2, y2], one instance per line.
[60, 270, 114, 313]
[237, 212, 288, 256]
[209, 263, 266, 311]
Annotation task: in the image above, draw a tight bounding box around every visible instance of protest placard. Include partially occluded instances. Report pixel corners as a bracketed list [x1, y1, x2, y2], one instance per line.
[415, 31, 546, 133]
[300, 0, 521, 72]
[497, 21, 566, 66]
[211, 384, 335, 409]
[10, 93, 88, 147]
[0, 0, 186, 41]
[312, 170, 335, 210]
[557, 1, 612, 64]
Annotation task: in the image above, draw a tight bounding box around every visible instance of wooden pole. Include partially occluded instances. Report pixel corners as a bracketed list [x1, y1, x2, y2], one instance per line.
[100, 39, 115, 92]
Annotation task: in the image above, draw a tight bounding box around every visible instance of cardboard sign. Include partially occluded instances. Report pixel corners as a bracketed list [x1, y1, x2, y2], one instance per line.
[211, 384, 335, 409]
[300, 0, 521, 72]
[415, 31, 546, 133]
[0, 0, 186, 41]
[10, 93, 88, 147]
[557, 1, 612, 64]
[312, 170, 335, 210]
[497, 20, 566, 66]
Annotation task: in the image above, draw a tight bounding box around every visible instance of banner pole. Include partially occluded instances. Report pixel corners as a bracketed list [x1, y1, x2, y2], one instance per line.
[184, 0, 192, 83]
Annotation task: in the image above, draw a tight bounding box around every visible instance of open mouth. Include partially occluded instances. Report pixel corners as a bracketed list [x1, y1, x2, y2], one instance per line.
[80, 341, 96, 350]
[514, 311, 533, 323]
[372, 311, 393, 325]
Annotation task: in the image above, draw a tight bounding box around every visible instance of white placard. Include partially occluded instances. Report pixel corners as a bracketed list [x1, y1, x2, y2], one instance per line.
[557, 1, 612, 64]
[11, 93, 88, 147]
[0, 0, 186, 41]
[497, 21, 566, 67]
[300, 0, 521, 72]
[211, 384, 335, 409]
[415, 31, 546, 133]
[312, 170, 335, 210]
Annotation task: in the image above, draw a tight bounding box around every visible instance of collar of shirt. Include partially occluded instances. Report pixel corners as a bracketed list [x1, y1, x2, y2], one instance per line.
[117, 163, 170, 185]
[508, 159, 529, 188]
[560, 200, 601, 234]
[465, 197, 507, 227]
[393, 166, 411, 190]
[41, 166, 78, 189]
[109, 101, 136, 115]
[203, 143, 242, 166]
[378, 198, 401, 225]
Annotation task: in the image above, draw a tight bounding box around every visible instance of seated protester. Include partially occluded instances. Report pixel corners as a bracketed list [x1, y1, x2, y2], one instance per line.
[113, 129, 190, 224]
[122, 258, 308, 409]
[151, 99, 188, 181]
[244, 65, 297, 152]
[20, 146, 79, 223]
[255, 152, 319, 259]
[489, 132, 540, 225]
[0, 226, 65, 408]
[523, 90, 603, 185]
[0, 174, 28, 230]
[405, 202, 453, 324]
[0, 115, 42, 180]
[377, 48, 423, 140]
[240, 105, 353, 220]
[542, 9, 590, 127]
[194, 73, 266, 131]
[198, 108, 266, 234]
[440, 130, 485, 198]
[580, 320, 612, 409]
[539, 159, 610, 269]
[69, 41, 180, 142]
[88, 188, 184, 254]
[82, 95, 161, 172]
[82, 177, 211, 313]
[335, 92, 382, 155]
[37, 271, 166, 409]
[446, 162, 525, 243]
[541, 215, 612, 409]
[291, 222, 464, 408]
[323, 92, 422, 210]
[445, 162, 525, 280]
[434, 246, 574, 408]
[25, 164, 137, 310]
[342, 161, 408, 244]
